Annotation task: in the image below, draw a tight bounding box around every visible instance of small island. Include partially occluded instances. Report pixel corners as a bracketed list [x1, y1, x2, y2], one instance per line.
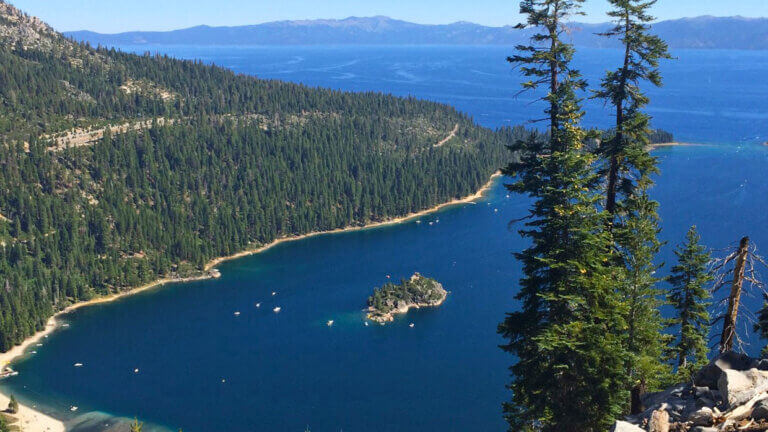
[367, 273, 448, 323]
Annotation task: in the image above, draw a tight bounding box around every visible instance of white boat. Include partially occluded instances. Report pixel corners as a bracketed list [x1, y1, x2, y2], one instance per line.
[234, 311, 241, 316]
[364, 322, 369, 327]
[273, 307, 281, 313]
[36, 343, 43, 347]
[271, 291, 277, 296]
[429, 222, 434, 226]
[327, 320, 334, 327]
[70, 406, 78, 412]
[30, 351, 37, 354]
[74, 363, 83, 367]
[409, 323, 415, 328]
[416, 220, 422, 224]
[134, 368, 140, 373]
[255, 303, 261, 308]
[62, 323, 70, 327]
[494, 208, 499, 212]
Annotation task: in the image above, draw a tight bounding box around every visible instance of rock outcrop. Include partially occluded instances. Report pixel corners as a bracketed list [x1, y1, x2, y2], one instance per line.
[611, 352, 768, 431]
[366, 273, 447, 323]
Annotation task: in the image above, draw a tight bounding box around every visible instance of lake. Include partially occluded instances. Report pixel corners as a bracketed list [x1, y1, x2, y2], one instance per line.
[3, 46, 768, 432]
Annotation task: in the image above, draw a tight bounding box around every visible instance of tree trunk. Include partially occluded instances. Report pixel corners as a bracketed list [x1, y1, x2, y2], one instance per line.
[630, 379, 647, 415]
[720, 237, 750, 353]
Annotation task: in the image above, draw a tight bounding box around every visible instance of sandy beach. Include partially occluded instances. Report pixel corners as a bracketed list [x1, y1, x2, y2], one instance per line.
[0, 172, 501, 431]
[647, 141, 709, 150]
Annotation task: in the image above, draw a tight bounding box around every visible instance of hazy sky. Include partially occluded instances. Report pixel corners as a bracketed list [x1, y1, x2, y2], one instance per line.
[12, 0, 768, 33]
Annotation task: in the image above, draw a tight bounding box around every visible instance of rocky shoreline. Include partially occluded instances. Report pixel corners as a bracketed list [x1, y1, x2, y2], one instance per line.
[366, 274, 448, 323]
[612, 352, 768, 432]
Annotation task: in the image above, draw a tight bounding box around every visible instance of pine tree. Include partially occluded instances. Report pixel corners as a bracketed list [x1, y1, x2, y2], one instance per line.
[7, 395, 18, 415]
[593, 0, 671, 215]
[130, 418, 143, 432]
[666, 226, 712, 379]
[594, 0, 673, 410]
[754, 295, 768, 356]
[499, 1, 629, 430]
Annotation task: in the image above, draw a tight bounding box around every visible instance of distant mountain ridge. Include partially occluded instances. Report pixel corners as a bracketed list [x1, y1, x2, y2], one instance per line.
[65, 15, 768, 50]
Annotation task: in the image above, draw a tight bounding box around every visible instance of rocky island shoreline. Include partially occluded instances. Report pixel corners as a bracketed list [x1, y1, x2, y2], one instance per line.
[367, 273, 447, 323]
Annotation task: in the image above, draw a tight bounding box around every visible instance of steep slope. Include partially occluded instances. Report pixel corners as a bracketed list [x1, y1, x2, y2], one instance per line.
[0, 1, 514, 351]
[65, 16, 768, 50]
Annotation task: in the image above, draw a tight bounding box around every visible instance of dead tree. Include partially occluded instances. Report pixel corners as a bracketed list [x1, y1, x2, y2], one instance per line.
[712, 237, 768, 353]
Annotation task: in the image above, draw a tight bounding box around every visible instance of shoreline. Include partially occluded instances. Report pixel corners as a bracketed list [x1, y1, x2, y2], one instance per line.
[0, 171, 501, 432]
[367, 294, 449, 324]
[647, 141, 710, 150]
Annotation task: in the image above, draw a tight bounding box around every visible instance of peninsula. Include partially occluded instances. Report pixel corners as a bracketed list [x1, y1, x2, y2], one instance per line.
[367, 273, 448, 323]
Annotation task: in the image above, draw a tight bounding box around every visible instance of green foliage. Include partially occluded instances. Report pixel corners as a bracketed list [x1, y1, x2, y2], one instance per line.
[596, 0, 674, 404]
[0, 413, 8, 432]
[130, 418, 143, 432]
[0, 28, 516, 352]
[499, 1, 629, 430]
[6, 395, 17, 415]
[368, 274, 444, 314]
[593, 0, 672, 214]
[754, 295, 768, 357]
[665, 226, 712, 380]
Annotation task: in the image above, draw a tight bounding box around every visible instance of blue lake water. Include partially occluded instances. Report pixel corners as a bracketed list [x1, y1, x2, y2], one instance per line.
[3, 46, 768, 432]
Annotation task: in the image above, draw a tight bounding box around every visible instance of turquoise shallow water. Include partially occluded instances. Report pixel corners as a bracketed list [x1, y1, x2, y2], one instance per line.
[3, 46, 768, 431]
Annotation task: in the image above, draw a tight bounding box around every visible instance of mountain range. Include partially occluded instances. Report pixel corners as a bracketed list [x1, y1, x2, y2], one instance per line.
[65, 15, 768, 50]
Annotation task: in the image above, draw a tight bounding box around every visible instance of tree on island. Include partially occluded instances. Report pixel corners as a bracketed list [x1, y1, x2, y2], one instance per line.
[6, 395, 17, 415]
[594, 0, 673, 412]
[665, 226, 712, 380]
[0, 413, 9, 432]
[130, 418, 143, 432]
[498, 0, 629, 430]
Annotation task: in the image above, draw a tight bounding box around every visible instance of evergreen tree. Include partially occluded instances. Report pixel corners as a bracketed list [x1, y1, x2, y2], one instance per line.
[666, 226, 712, 379]
[130, 418, 143, 432]
[499, 1, 628, 430]
[754, 295, 768, 356]
[593, 0, 671, 215]
[6, 395, 18, 415]
[595, 0, 673, 408]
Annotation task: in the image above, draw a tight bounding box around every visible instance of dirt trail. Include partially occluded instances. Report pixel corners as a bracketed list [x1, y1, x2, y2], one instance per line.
[434, 123, 459, 148]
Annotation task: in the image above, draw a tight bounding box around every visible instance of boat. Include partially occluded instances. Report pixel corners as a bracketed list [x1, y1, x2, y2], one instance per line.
[255, 303, 261, 308]
[409, 323, 415, 328]
[134, 368, 140, 373]
[271, 291, 277, 296]
[62, 323, 70, 327]
[234, 311, 241, 316]
[429, 222, 434, 226]
[70, 406, 78, 412]
[74, 363, 83, 367]
[415, 220, 421, 224]
[273, 307, 281, 313]
[364, 322, 369, 327]
[0, 367, 19, 379]
[494, 208, 499, 212]
[327, 320, 334, 327]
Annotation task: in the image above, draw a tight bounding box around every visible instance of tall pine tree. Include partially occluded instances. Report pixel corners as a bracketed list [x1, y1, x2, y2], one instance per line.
[666, 226, 712, 379]
[499, 1, 629, 430]
[594, 0, 673, 410]
[593, 0, 671, 215]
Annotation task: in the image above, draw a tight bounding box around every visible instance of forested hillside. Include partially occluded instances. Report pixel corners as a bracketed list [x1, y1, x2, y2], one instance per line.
[0, 1, 513, 351]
